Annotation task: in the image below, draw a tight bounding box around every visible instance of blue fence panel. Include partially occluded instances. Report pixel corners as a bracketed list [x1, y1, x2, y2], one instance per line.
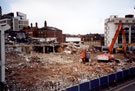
[108, 74, 116, 83]
[66, 85, 78, 91]
[100, 76, 108, 86]
[133, 67, 135, 75]
[66, 67, 135, 91]
[90, 79, 100, 89]
[116, 71, 123, 80]
[130, 68, 134, 76]
[123, 70, 129, 78]
[80, 82, 89, 91]
[130, 67, 135, 76]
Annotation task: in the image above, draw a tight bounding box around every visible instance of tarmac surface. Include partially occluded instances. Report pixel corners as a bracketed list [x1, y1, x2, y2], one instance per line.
[108, 78, 135, 91]
[119, 82, 135, 91]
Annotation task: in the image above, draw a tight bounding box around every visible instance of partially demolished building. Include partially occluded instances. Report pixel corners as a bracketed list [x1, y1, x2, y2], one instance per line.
[104, 15, 135, 47]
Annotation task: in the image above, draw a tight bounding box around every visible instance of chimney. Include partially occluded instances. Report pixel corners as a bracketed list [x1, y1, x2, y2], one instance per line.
[44, 20, 47, 27]
[35, 22, 38, 28]
[31, 23, 33, 28]
[33, 22, 38, 37]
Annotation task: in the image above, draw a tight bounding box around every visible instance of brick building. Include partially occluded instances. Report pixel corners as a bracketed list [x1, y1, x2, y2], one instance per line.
[81, 33, 104, 46]
[81, 34, 103, 42]
[23, 21, 65, 43]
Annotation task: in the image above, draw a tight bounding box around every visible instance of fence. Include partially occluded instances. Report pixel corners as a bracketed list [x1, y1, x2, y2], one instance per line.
[64, 67, 135, 91]
[1, 67, 135, 91]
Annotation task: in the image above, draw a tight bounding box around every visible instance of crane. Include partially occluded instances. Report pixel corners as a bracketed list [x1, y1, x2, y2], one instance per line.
[97, 23, 127, 61]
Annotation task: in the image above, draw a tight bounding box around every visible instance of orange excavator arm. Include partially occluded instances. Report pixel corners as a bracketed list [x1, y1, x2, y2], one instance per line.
[108, 23, 126, 55]
[97, 23, 127, 61]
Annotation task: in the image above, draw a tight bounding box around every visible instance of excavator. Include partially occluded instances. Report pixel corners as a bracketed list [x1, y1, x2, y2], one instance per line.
[97, 23, 127, 61]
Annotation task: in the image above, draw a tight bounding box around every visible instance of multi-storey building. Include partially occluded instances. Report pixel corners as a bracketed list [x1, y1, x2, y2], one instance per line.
[0, 13, 14, 28]
[0, 7, 29, 31]
[13, 12, 28, 31]
[104, 15, 135, 47]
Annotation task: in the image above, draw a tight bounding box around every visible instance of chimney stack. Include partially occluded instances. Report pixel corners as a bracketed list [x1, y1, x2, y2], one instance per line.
[44, 20, 47, 27]
[35, 22, 38, 28]
[33, 22, 38, 37]
[31, 23, 33, 28]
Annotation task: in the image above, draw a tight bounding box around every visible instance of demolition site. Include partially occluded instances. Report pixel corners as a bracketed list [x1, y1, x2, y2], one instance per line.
[0, 6, 135, 91]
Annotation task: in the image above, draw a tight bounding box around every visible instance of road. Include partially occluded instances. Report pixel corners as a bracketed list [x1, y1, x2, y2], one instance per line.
[109, 78, 135, 91]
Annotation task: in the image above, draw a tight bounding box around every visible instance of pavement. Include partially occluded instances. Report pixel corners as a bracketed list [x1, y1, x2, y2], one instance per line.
[108, 78, 135, 91]
[118, 81, 135, 91]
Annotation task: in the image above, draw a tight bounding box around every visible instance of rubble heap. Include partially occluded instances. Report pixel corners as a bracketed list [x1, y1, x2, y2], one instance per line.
[5, 46, 135, 91]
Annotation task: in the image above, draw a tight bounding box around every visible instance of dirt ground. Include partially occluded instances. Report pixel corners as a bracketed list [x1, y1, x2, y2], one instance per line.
[5, 49, 135, 91]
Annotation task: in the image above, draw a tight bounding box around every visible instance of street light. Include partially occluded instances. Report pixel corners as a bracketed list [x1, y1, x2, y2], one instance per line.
[0, 24, 10, 83]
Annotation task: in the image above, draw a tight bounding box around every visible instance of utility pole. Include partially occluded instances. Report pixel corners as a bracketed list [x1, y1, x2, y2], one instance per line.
[0, 24, 10, 83]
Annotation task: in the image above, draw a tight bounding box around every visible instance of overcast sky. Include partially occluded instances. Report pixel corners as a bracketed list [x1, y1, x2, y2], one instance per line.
[0, 0, 135, 34]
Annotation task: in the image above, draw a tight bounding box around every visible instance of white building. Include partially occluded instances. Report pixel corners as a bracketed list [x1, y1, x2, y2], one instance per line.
[66, 37, 81, 43]
[0, 18, 11, 26]
[13, 12, 28, 31]
[104, 15, 135, 47]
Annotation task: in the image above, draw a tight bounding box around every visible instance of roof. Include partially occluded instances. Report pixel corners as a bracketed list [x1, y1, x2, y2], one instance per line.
[39, 26, 62, 31]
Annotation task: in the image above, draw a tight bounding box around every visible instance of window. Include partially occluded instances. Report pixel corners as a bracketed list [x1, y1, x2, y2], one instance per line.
[131, 26, 135, 43]
[132, 20, 135, 23]
[119, 20, 122, 23]
[126, 20, 128, 23]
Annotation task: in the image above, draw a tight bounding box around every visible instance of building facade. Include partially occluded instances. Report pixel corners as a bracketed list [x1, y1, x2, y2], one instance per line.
[23, 21, 65, 43]
[81, 34, 103, 42]
[0, 13, 14, 27]
[104, 15, 135, 47]
[0, 10, 28, 31]
[13, 12, 28, 31]
[38, 21, 64, 43]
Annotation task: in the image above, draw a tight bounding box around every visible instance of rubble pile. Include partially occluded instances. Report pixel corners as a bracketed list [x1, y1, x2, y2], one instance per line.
[5, 47, 135, 91]
[63, 43, 83, 54]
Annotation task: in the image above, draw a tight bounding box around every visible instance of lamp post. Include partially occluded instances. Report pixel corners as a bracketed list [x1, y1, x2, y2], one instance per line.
[0, 24, 10, 83]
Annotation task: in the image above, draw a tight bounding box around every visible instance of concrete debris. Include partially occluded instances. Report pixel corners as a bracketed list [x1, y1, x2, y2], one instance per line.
[5, 45, 135, 91]
[64, 50, 72, 54]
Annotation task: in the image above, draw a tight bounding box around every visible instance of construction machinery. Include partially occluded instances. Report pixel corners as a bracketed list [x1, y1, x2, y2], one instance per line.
[116, 45, 125, 53]
[80, 47, 90, 63]
[116, 43, 135, 53]
[128, 44, 135, 52]
[97, 23, 127, 61]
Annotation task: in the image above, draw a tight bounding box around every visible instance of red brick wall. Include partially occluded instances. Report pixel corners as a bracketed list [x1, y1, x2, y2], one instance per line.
[23, 28, 34, 37]
[23, 27, 65, 43]
[45, 30, 63, 43]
